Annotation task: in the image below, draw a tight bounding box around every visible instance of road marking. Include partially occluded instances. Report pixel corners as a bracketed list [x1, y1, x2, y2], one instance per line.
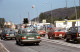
[41, 37, 80, 48]
[0, 43, 10, 52]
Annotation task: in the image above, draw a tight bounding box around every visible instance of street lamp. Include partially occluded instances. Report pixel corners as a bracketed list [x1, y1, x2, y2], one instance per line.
[74, 0, 78, 20]
[51, 0, 53, 24]
[32, 5, 38, 23]
[66, 0, 67, 8]
[32, 5, 36, 23]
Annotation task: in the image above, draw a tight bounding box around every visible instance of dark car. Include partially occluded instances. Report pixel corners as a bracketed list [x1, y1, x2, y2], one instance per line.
[15, 28, 41, 46]
[1, 28, 16, 40]
[0, 29, 2, 37]
[64, 26, 80, 43]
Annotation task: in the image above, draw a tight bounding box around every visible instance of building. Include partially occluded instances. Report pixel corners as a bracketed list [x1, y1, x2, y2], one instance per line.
[55, 19, 80, 29]
[4, 22, 15, 29]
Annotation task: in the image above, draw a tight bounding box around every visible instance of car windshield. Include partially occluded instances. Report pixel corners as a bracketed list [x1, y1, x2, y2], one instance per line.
[77, 27, 80, 33]
[71, 27, 80, 33]
[37, 28, 44, 31]
[55, 29, 65, 32]
[22, 29, 37, 34]
[7, 30, 15, 34]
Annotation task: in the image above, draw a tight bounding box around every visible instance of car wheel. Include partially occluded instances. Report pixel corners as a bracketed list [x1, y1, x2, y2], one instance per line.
[16, 40, 19, 45]
[35, 43, 39, 45]
[48, 35, 50, 39]
[4, 37, 7, 40]
[42, 34, 45, 37]
[73, 39, 78, 44]
[51, 35, 54, 39]
[65, 38, 70, 42]
[19, 40, 24, 46]
[1, 37, 3, 40]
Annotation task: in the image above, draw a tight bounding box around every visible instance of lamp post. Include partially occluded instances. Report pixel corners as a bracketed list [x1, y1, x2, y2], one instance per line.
[74, 0, 77, 20]
[66, 0, 67, 8]
[79, 0, 80, 18]
[51, 0, 53, 24]
[32, 5, 36, 23]
[32, 5, 39, 23]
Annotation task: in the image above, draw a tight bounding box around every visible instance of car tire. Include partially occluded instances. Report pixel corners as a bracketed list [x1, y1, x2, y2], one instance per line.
[65, 38, 70, 42]
[51, 35, 54, 39]
[73, 39, 78, 44]
[19, 40, 24, 46]
[48, 35, 50, 39]
[1, 37, 3, 40]
[42, 34, 45, 37]
[3, 37, 7, 40]
[16, 40, 19, 45]
[36, 43, 39, 45]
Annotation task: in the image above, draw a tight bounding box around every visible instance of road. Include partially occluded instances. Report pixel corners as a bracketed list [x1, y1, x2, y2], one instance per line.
[0, 38, 80, 52]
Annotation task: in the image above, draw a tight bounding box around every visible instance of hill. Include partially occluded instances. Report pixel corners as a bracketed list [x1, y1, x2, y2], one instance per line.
[32, 6, 80, 23]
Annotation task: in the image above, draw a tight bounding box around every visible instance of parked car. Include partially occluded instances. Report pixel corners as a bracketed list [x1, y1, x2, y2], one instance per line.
[37, 28, 46, 37]
[1, 28, 16, 40]
[48, 28, 65, 39]
[0, 29, 2, 37]
[15, 28, 41, 46]
[64, 26, 80, 43]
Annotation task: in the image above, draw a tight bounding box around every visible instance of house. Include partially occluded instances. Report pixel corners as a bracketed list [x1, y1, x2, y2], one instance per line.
[55, 19, 80, 29]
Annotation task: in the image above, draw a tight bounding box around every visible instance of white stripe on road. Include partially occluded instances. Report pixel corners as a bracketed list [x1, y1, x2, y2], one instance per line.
[41, 37, 80, 48]
[0, 43, 10, 52]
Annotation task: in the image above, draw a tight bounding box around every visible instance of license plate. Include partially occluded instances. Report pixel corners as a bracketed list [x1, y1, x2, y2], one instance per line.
[10, 34, 14, 36]
[28, 37, 34, 39]
[59, 34, 62, 37]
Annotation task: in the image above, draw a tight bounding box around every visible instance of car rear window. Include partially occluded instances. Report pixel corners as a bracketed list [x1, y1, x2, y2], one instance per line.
[22, 29, 37, 34]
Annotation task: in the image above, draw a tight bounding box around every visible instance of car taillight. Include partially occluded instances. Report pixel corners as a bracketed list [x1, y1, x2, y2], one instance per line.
[22, 37, 26, 40]
[77, 33, 78, 37]
[36, 36, 40, 39]
[6, 34, 9, 36]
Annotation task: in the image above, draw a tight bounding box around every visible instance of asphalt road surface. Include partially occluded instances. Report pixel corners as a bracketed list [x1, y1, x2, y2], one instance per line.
[0, 39, 80, 52]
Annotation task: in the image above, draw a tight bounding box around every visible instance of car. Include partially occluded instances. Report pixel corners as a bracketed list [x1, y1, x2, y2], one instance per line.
[37, 28, 46, 37]
[64, 26, 80, 43]
[1, 28, 16, 40]
[0, 29, 2, 37]
[15, 28, 41, 46]
[48, 28, 65, 39]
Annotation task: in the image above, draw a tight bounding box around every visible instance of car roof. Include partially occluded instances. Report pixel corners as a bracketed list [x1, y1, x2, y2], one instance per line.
[71, 26, 80, 28]
[19, 27, 35, 30]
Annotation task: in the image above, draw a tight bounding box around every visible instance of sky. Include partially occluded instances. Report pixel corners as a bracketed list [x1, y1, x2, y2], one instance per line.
[0, 0, 79, 24]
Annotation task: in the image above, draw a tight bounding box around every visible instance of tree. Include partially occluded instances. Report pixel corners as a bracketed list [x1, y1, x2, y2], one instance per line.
[0, 18, 5, 28]
[39, 13, 47, 23]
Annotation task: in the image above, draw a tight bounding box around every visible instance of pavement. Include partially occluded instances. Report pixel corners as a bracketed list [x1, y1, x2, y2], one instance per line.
[41, 34, 80, 48]
[0, 42, 9, 52]
[0, 35, 80, 52]
[0, 40, 80, 52]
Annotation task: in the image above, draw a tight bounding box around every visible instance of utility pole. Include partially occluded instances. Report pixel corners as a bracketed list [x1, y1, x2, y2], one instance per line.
[74, 0, 78, 28]
[74, 0, 78, 20]
[28, 12, 30, 23]
[66, 0, 67, 8]
[79, 0, 80, 18]
[51, 0, 53, 24]
[79, 0, 80, 7]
